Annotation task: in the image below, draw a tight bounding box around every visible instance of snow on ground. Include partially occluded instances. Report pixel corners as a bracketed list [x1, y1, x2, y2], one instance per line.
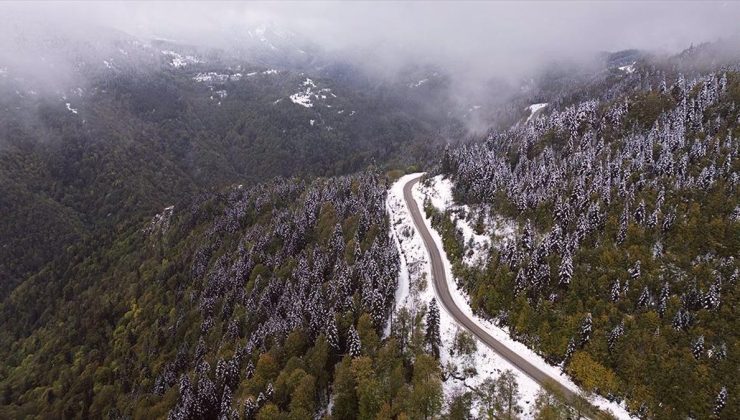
[65, 103, 78, 114]
[387, 173, 633, 419]
[289, 78, 333, 108]
[618, 62, 636, 74]
[525, 103, 548, 123]
[160, 50, 203, 68]
[417, 175, 515, 267]
[193, 72, 242, 83]
[409, 78, 428, 88]
[262, 69, 278, 75]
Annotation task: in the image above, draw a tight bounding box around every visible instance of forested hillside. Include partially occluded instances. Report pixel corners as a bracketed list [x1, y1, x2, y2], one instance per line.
[2, 11, 739, 419]
[0, 35, 456, 298]
[1, 171, 446, 418]
[438, 54, 739, 418]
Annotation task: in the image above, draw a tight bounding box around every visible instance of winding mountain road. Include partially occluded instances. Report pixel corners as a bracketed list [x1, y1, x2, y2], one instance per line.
[402, 175, 606, 419]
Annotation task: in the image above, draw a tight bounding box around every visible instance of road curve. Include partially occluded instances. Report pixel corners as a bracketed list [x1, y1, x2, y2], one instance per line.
[402, 175, 605, 418]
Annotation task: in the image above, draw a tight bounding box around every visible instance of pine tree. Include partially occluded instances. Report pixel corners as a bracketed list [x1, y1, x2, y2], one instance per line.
[494, 370, 522, 419]
[608, 321, 625, 352]
[617, 205, 629, 244]
[563, 338, 576, 368]
[326, 315, 340, 350]
[426, 298, 442, 359]
[692, 335, 704, 359]
[637, 286, 652, 309]
[634, 200, 646, 224]
[559, 252, 573, 286]
[628, 260, 641, 280]
[243, 397, 257, 420]
[658, 282, 670, 318]
[713, 386, 727, 416]
[580, 313, 593, 347]
[521, 220, 534, 252]
[610, 279, 621, 302]
[219, 388, 234, 420]
[348, 325, 362, 357]
[703, 282, 720, 310]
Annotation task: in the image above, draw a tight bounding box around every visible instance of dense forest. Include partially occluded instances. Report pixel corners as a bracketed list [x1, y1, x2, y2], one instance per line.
[1, 19, 739, 419]
[0, 37, 454, 299]
[437, 56, 739, 418]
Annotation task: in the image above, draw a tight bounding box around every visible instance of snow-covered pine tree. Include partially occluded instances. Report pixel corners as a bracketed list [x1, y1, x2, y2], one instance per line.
[628, 260, 641, 280]
[617, 205, 629, 244]
[692, 335, 704, 359]
[521, 219, 534, 252]
[327, 315, 340, 350]
[219, 388, 234, 420]
[559, 251, 573, 286]
[634, 200, 646, 225]
[704, 281, 721, 310]
[611, 279, 621, 302]
[713, 386, 727, 416]
[243, 397, 257, 420]
[426, 298, 442, 358]
[608, 321, 625, 352]
[637, 286, 652, 309]
[348, 325, 361, 357]
[562, 338, 576, 370]
[580, 313, 593, 347]
[658, 282, 670, 318]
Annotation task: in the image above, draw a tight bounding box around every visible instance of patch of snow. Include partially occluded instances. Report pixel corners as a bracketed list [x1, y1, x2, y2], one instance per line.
[103, 60, 114, 70]
[525, 103, 548, 123]
[262, 69, 278, 75]
[410, 78, 429, 88]
[349, 110, 356, 116]
[289, 77, 332, 108]
[214, 90, 227, 99]
[246, 71, 258, 76]
[193, 72, 243, 83]
[65, 103, 78, 114]
[290, 91, 313, 108]
[161, 50, 203, 68]
[619, 62, 636, 74]
[309, 119, 316, 126]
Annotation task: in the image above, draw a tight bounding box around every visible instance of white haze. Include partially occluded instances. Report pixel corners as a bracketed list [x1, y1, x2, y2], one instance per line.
[3, 2, 740, 76]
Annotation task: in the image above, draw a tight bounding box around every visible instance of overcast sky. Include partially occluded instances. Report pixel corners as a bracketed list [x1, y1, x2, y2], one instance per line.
[2, 1, 740, 82]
